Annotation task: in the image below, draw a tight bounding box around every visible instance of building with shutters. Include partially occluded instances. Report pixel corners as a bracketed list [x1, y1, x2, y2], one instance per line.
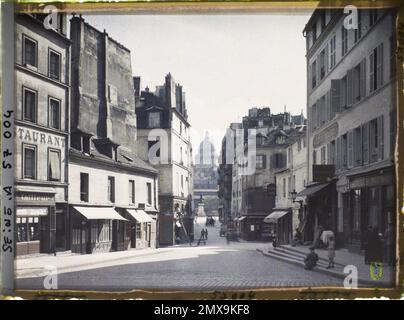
[14, 13, 70, 256]
[135, 73, 193, 246]
[69, 16, 159, 254]
[230, 107, 306, 241]
[303, 8, 397, 252]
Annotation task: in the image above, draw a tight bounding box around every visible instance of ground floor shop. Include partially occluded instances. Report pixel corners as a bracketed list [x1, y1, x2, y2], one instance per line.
[70, 205, 128, 254]
[15, 185, 69, 256]
[236, 215, 266, 241]
[263, 209, 292, 245]
[340, 167, 395, 256]
[295, 182, 338, 246]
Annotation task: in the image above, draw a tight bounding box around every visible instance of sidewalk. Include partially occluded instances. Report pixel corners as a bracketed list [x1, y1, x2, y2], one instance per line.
[15, 247, 169, 279]
[257, 244, 396, 287]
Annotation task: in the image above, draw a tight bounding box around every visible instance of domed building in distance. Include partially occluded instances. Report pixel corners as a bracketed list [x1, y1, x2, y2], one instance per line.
[193, 133, 219, 217]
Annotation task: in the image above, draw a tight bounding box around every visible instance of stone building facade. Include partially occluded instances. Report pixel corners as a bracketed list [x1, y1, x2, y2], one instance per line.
[230, 107, 305, 241]
[14, 13, 70, 255]
[135, 73, 193, 246]
[303, 8, 397, 252]
[69, 16, 159, 254]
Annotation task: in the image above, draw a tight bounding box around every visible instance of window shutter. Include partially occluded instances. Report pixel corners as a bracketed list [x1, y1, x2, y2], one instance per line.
[262, 155, 267, 169]
[324, 43, 329, 74]
[336, 137, 341, 170]
[378, 115, 384, 160]
[359, 58, 366, 99]
[347, 131, 353, 168]
[347, 69, 354, 107]
[362, 122, 369, 164]
[317, 54, 321, 83]
[376, 43, 384, 89]
[325, 90, 331, 121]
[331, 80, 341, 116]
[327, 142, 331, 164]
[370, 51, 375, 92]
[49, 151, 60, 180]
[312, 103, 317, 130]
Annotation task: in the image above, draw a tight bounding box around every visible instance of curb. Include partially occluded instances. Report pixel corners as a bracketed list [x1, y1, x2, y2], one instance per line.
[256, 248, 389, 287]
[16, 248, 163, 279]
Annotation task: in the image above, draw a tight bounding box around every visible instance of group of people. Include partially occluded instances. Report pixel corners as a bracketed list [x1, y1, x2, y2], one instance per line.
[303, 223, 396, 271]
[189, 228, 209, 246]
[205, 217, 215, 227]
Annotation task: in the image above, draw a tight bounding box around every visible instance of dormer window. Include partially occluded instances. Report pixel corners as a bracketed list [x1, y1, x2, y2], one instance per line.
[82, 136, 90, 154]
[113, 146, 118, 161]
[148, 111, 161, 128]
[276, 136, 285, 144]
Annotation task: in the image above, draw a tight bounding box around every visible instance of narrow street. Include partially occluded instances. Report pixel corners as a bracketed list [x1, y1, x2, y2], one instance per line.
[16, 217, 342, 291]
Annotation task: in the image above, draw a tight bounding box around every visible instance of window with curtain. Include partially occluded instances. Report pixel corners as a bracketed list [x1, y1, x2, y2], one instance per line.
[24, 36, 37, 67]
[24, 89, 36, 122]
[24, 146, 36, 179]
[49, 98, 60, 129]
[49, 50, 61, 80]
[48, 150, 61, 181]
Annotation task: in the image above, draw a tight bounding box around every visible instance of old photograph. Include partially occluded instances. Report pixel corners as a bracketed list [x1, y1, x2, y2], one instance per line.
[1, 3, 399, 293]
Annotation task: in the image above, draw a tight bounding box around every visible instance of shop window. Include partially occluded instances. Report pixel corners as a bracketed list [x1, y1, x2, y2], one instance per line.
[23, 88, 37, 123]
[17, 217, 39, 242]
[108, 176, 115, 203]
[48, 149, 61, 181]
[23, 145, 36, 179]
[23, 35, 37, 67]
[49, 98, 60, 129]
[80, 172, 89, 202]
[49, 49, 61, 80]
[136, 223, 142, 239]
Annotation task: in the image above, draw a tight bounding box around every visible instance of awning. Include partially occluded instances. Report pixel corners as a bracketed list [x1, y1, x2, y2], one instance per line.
[264, 211, 289, 223]
[295, 183, 330, 203]
[17, 207, 48, 217]
[73, 206, 127, 221]
[125, 209, 154, 223]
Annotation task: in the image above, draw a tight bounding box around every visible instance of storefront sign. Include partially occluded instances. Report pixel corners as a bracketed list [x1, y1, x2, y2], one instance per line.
[16, 192, 55, 202]
[17, 207, 48, 217]
[313, 122, 338, 149]
[313, 165, 335, 183]
[16, 126, 65, 147]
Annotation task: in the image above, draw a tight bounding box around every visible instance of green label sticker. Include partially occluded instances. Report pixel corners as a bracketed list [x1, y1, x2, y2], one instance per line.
[370, 262, 383, 280]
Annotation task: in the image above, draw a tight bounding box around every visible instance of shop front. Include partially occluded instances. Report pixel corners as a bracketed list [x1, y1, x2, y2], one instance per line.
[238, 215, 266, 241]
[343, 167, 395, 254]
[70, 206, 128, 254]
[264, 210, 292, 245]
[15, 186, 59, 256]
[120, 208, 155, 249]
[295, 182, 337, 245]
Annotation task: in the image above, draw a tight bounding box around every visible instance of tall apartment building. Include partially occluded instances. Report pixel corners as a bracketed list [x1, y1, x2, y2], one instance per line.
[303, 8, 397, 251]
[69, 16, 159, 254]
[135, 73, 193, 246]
[269, 126, 307, 245]
[14, 13, 70, 255]
[231, 107, 305, 241]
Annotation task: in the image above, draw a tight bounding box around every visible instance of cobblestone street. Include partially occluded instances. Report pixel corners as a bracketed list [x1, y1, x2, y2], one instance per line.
[16, 218, 342, 291]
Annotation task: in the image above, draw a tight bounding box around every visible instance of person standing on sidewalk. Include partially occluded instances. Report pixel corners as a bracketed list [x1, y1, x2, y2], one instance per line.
[200, 229, 205, 240]
[205, 228, 208, 240]
[326, 235, 336, 269]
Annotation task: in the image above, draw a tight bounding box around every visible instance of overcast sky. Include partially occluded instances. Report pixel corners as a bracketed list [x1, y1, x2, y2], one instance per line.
[82, 13, 313, 154]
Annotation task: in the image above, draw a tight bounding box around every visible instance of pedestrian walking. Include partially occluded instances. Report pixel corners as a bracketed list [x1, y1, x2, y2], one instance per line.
[326, 235, 335, 269]
[205, 228, 208, 240]
[304, 247, 319, 270]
